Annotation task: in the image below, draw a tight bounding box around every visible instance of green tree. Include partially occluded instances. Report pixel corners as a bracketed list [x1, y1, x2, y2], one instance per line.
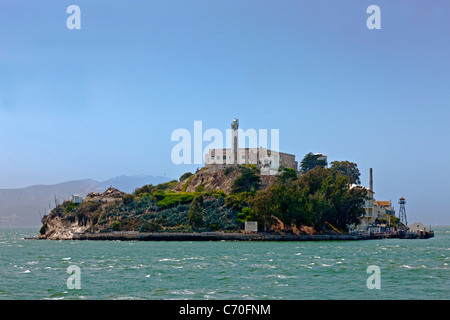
[300, 152, 327, 174]
[188, 195, 204, 230]
[251, 188, 279, 231]
[231, 164, 261, 194]
[330, 161, 361, 185]
[237, 207, 256, 223]
[278, 167, 298, 183]
[252, 167, 365, 233]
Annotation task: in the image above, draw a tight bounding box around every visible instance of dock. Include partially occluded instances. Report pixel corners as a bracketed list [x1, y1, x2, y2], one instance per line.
[69, 231, 395, 241]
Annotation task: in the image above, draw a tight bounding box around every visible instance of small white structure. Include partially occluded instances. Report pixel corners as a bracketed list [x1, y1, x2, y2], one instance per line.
[409, 222, 426, 233]
[245, 221, 258, 233]
[72, 195, 83, 204]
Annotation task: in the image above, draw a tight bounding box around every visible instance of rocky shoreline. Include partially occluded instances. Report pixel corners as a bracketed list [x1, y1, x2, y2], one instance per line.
[35, 231, 390, 241]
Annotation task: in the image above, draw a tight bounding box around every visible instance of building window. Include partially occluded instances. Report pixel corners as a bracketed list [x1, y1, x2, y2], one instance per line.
[211, 156, 214, 160]
[223, 156, 226, 160]
[242, 155, 246, 159]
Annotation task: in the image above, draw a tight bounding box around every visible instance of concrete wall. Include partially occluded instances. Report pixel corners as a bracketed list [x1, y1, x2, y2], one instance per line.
[205, 148, 297, 171]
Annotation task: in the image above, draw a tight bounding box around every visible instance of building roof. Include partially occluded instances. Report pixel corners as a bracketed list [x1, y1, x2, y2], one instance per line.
[374, 201, 391, 207]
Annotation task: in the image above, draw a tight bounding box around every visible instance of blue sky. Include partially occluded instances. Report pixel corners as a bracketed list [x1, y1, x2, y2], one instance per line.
[1, 1, 449, 224]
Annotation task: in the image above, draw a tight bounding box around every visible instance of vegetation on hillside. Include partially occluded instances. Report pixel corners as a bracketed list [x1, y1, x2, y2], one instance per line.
[40, 153, 368, 235]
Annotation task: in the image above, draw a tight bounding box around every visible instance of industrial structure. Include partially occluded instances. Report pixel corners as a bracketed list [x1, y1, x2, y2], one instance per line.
[398, 197, 408, 227]
[353, 168, 396, 233]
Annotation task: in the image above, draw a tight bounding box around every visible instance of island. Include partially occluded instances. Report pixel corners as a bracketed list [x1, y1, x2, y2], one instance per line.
[39, 153, 397, 241]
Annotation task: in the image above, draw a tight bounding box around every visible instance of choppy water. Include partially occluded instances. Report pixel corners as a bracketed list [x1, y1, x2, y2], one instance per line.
[0, 227, 448, 300]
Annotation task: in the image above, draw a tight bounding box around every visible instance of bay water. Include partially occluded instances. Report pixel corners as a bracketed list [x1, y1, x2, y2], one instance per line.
[0, 227, 448, 300]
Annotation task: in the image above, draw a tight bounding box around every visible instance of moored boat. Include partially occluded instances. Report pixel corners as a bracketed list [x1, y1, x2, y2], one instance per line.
[398, 230, 434, 239]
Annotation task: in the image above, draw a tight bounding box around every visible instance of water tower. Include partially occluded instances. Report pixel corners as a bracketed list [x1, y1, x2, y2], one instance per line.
[398, 197, 408, 227]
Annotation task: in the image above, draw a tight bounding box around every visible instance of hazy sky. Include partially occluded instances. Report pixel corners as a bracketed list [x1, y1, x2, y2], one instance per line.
[1, 1, 449, 224]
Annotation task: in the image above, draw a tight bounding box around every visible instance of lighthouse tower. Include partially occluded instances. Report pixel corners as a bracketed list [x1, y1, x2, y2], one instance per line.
[231, 118, 239, 165]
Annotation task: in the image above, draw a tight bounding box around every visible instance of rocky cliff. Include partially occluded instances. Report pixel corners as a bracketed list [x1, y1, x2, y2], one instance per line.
[39, 186, 127, 239]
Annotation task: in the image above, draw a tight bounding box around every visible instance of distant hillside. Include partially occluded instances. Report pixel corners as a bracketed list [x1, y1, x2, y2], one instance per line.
[0, 175, 170, 226]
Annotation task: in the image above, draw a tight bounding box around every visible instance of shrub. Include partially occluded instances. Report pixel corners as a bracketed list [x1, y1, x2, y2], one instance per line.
[139, 221, 161, 232]
[39, 223, 47, 235]
[154, 180, 178, 191]
[181, 174, 195, 192]
[224, 166, 234, 176]
[214, 189, 226, 198]
[179, 172, 193, 182]
[207, 223, 220, 231]
[134, 184, 155, 197]
[122, 194, 134, 205]
[111, 220, 121, 231]
[156, 192, 196, 209]
[225, 194, 241, 211]
[64, 201, 78, 213]
[195, 184, 204, 192]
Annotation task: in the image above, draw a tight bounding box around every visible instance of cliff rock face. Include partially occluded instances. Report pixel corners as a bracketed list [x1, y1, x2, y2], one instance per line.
[39, 215, 90, 240]
[39, 186, 126, 240]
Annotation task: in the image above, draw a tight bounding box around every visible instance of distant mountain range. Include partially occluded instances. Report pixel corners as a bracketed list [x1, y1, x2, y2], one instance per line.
[0, 175, 171, 227]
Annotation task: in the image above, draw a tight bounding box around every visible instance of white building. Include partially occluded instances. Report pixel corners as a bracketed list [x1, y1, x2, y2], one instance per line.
[72, 195, 83, 204]
[204, 118, 298, 174]
[373, 201, 395, 217]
